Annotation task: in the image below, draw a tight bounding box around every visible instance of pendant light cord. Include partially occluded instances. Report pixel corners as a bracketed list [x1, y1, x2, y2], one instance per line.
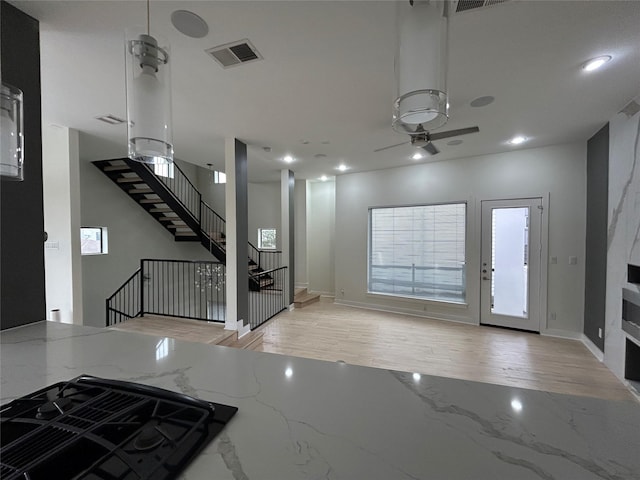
[147, 0, 150, 35]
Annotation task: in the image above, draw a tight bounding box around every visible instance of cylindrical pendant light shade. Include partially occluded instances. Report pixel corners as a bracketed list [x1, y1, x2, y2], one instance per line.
[393, 1, 449, 134]
[1, 83, 25, 181]
[125, 31, 173, 165]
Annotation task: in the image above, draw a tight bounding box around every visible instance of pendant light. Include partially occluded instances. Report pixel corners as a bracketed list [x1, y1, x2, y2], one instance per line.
[125, 0, 173, 165]
[392, 0, 450, 135]
[0, 83, 25, 181]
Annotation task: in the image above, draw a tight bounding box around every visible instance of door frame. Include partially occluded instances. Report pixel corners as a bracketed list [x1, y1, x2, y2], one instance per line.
[475, 194, 549, 332]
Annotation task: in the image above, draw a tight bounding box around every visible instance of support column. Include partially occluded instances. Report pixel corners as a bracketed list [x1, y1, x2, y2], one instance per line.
[281, 169, 295, 306]
[225, 138, 249, 331]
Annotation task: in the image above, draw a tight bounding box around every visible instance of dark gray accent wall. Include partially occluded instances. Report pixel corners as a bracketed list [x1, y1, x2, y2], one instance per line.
[1, 1, 46, 330]
[234, 139, 249, 325]
[285, 170, 295, 303]
[584, 124, 609, 350]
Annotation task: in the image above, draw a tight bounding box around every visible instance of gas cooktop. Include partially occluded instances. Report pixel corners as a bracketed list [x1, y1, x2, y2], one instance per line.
[0, 375, 238, 479]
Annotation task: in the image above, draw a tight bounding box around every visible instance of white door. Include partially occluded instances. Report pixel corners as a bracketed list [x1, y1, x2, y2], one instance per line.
[480, 198, 543, 332]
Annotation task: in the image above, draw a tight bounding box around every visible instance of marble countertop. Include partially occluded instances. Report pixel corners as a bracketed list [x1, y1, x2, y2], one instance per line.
[2, 321, 639, 480]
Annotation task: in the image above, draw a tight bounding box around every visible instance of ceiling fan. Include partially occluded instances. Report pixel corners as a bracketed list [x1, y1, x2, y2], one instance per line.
[374, 125, 480, 155]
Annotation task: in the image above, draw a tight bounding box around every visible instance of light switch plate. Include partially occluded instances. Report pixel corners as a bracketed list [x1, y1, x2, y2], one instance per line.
[569, 256, 578, 265]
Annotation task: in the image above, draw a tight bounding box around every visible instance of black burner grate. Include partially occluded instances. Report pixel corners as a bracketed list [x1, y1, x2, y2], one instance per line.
[0, 375, 237, 480]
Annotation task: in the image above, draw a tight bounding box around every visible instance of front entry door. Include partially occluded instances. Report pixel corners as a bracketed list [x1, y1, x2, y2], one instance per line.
[480, 198, 542, 332]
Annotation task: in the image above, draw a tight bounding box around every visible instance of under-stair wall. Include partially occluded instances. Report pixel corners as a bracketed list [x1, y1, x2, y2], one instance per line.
[80, 159, 205, 328]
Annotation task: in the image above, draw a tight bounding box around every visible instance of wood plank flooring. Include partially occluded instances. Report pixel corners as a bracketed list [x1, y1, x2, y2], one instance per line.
[110, 315, 234, 345]
[254, 298, 635, 402]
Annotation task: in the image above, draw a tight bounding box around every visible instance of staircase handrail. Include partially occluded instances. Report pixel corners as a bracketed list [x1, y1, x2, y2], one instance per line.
[105, 268, 142, 326]
[143, 160, 202, 222]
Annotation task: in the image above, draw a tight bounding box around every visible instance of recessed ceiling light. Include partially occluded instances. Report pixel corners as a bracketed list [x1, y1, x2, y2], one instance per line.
[412, 153, 424, 160]
[320, 175, 328, 181]
[337, 164, 348, 172]
[321, 141, 330, 145]
[171, 10, 209, 38]
[470, 96, 495, 108]
[302, 140, 310, 145]
[262, 146, 272, 152]
[447, 139, 463, 146]
[314, 153, 327, 159]
[509, 136, 527, 145]
[582, 55, 612, 72]
[283, 155, 294, 163]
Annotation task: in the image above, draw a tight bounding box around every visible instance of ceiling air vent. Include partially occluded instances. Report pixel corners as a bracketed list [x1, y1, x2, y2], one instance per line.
[205, 39, 262, 68]
[453, 0, 509, 14]
[95, 114, 126, 125]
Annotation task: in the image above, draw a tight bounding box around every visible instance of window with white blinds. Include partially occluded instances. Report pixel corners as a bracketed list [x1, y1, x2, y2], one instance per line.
[368, 203, 466, 303]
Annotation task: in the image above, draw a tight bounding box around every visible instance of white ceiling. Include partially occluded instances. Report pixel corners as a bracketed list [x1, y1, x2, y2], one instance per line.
[10, 0, 640, 182]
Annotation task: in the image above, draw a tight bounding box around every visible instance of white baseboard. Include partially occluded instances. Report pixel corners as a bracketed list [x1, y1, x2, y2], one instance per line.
[333, 299, 475, 326]
[580, 334, 605, 362]
[540, 329, 583, 340]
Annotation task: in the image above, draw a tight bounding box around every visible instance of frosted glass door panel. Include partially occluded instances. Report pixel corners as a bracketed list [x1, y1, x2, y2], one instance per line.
[491, 207, 528, 318]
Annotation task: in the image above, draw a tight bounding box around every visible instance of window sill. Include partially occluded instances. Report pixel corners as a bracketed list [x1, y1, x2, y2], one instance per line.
[366, 291, 468, 309]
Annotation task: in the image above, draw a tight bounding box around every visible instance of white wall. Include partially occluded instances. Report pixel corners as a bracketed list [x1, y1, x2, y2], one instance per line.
[604, 97, 640, 379]
[248, 182, 281, 248]
[334, 142, 587, 334]
[43, 126, 82, 324]
[308, 180, 336, 295]
[79, 158, 208, 328]
[197, 167, 226, 214]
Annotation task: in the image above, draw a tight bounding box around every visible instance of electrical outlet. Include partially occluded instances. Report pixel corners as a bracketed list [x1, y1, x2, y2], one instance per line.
[598, 328, 603, 338]
[569, 256, 578, 265]
[550, 256, 557, 264]
[550, 312, 556, 321]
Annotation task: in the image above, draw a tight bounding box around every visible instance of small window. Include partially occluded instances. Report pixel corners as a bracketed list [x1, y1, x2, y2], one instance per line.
[81, 227, 108, 255]
[154, 162, 174, 179]
[258, 228, 277, 249]
[213, 170, 226, 184]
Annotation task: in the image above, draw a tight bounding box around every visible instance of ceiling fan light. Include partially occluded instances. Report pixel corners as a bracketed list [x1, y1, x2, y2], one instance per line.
[412, 152, 423, 160]
[125, 30, 174, 165]
[393, 89, 448, 134]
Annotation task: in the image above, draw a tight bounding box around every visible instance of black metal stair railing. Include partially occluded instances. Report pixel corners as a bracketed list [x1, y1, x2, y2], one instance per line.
[106, 269, 142, 326]
[200, 201, 227, 261]
[249, 266, 288, 329]
[248, 243, 282, 272]
[106, 259, 226, 326]
[146, 161, 201, 222]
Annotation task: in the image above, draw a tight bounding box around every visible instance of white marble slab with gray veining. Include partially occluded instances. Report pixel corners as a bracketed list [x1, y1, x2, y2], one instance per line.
[1, 321, 639, 480]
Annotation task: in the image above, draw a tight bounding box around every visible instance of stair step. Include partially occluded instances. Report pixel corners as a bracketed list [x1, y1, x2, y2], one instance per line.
[159, 217, 183, 223]
[117, 176, 143, 183]
[139, 198, 163, 204]
[294, 287, 307, 296]
[294, 292, 321, 308]
[220, 331, 264, 350]
[166, 224, 191, 230]
[150, 207, 173, 213]
[259, 278, 274, 287]
[175, 232, 199, 237]
[128, 188, 153, 194]
[103, 165, 130, 172]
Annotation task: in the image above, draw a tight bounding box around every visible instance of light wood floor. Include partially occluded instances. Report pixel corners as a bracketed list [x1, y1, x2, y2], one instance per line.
[110, 315, 234, 345]
[254, 298, 636, 402]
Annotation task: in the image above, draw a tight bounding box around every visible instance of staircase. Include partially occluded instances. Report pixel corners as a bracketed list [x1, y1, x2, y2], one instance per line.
[293, 287, 321, 309]
[94, 158, 276, 291]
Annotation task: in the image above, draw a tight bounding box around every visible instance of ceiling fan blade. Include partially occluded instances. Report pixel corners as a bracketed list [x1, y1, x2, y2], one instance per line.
[429, 126, 479, 141]
[374, 141, 407, 153]
[421, 142, 439, 155]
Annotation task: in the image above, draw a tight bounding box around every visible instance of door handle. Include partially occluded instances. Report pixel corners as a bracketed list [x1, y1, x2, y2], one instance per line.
[482, 276, 490, 280]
